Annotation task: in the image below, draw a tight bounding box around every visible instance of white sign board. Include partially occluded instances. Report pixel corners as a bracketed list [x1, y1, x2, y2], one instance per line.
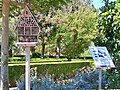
[89, 46, 115, 68]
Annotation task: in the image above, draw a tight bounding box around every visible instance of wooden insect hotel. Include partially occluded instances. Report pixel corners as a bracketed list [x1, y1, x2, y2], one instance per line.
[16, 5, 40, 46]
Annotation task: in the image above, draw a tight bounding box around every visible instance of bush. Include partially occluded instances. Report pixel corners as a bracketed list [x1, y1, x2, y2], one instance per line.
[31, 52, 41, 58]
[107, 69, 120, 89]
[16, 67, 108, 90]
[9, 57, 25, 61]
[13, 55, 25, 57]
[9, 55, 25, 62]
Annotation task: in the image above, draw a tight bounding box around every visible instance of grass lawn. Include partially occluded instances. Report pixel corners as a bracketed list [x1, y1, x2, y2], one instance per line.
[8, 58, 93, 66]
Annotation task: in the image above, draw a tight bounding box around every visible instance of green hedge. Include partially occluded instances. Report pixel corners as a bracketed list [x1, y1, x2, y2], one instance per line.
[9, 61, 93, 86]
[9, 57, 25, 61]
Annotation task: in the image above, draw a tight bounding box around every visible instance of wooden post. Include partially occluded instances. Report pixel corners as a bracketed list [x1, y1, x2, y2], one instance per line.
[99, 68, 102, 90]
[25, 47, 30, 90]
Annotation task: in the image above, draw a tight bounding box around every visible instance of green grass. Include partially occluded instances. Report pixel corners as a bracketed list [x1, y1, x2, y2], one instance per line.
[9, 60, 93, 66]
[9, 57, 66, 61]
[8, 57, 67, 64]
[8, 58, 93, 66]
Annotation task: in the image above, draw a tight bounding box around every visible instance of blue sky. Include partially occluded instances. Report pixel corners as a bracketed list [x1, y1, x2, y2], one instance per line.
[92, 0, 116, 9]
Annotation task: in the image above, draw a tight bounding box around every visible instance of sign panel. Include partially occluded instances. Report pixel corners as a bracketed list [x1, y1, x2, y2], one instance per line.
[16, 5, 40, 46]
[89, 46, 115, 68]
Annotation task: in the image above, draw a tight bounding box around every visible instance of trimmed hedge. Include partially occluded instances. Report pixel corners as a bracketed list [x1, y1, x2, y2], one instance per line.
[9, 61, 93, 87]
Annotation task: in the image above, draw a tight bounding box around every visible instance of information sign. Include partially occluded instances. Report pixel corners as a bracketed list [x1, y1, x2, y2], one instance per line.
[89, 46, 115, 68]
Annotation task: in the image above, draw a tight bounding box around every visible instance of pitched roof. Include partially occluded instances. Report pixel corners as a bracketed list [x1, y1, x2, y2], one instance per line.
[16, 5, 40, 29]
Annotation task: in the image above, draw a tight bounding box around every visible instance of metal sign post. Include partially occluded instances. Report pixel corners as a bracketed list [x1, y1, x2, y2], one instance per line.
[15, 5, 40, 90]
[99, 68, 102, 90]
[25, 47, 30, 90]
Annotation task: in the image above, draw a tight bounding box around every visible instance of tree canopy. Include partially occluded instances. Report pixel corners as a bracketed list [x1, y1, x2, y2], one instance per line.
[47, 0, 98, 58]
[94, 0, 120, 88]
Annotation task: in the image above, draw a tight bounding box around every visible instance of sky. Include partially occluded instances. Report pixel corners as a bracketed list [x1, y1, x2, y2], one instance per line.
[92, 0, 116, 9]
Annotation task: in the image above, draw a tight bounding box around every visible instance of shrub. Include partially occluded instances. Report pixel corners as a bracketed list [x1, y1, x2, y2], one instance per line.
[16, 67, 108, 90]
[13, 55, 25, 57]
[31, 52, 41, 58]
[107, 69, 120, 89]
[9, 57, 25, 61]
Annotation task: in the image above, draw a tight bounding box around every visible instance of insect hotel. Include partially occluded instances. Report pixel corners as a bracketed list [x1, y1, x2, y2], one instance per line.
[15, 5, 40, 90]
[16, 5, 40, 46]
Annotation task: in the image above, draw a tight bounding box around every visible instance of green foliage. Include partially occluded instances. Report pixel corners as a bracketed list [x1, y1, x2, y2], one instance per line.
[10, 0, 71, 16]
[115, 0, 120, 10]
[94, 0, 120, 88]
[107, 69, 120, 88]
[0, 18, 2, 37]
[95, 0, 120, 66]
[33, 0, 71, 13]
[9, 18, 17, 51]
[48, 0, 98, 58]
[31, 52, 41, 58]
[0, 1, 2, 17]
[9, 57, 25, 61]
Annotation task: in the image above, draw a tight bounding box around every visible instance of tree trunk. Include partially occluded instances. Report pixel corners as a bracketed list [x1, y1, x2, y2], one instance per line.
[1, 0, 10, 90]
[41, 39, 45, 58]
[30, 47, 35, 54]
[56, 35, 62, 58]
[9, 49, 12, 57]
[56, 41, 60, 58]
[72, 30, 78, 59]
